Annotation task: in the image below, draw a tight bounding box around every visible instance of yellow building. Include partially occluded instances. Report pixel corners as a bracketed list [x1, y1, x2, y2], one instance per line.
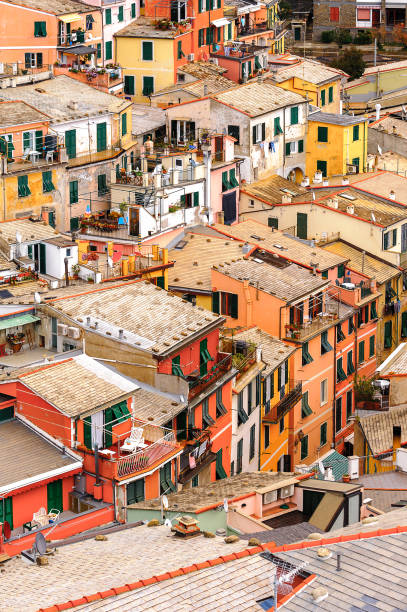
[269, 58, 344, 113]
[306, 111, 368, 179]
[115, 19, 191, 103]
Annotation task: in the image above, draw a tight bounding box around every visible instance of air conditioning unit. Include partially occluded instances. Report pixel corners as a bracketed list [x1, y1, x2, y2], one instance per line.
[347, 164, 358, 174]
[67, 326, 80, 339]
[187, 53, 194, 61]
[209, 57, 219, 65]
[263, 489, 278, 504]
[279, 484, 294, 499]
[57, 323, 68, 336]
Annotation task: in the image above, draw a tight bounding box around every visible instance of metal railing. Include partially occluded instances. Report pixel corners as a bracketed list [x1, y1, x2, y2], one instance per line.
[188, 352, 232, 399]
[116, 431, 177, 478]
[263, 380, 302, 424]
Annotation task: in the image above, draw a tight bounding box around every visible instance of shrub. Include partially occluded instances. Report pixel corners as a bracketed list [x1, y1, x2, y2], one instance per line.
[336, 29, 352, 45]
[353, 30, 372, 45]
[321, 30, 335, 43]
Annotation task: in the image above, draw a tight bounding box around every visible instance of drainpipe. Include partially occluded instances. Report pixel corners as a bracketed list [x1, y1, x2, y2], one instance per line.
[100, 8, 105, 67]
[333, 319, 337, 448]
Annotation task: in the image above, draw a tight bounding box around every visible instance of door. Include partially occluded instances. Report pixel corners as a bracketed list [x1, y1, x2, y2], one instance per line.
[294, 26, 301, 40]
[214, 136, 223, 161]
[317, 159, 327, 177]
[127, 479, 145, 504]
[372, 9, 380, 26]
[65, 129, 76, 159]
[96, 123, 107, 152]
[296, 212, 308, 239]
[51, 316, 58, 349]
[302, 489, 324, 519]
[222, 192, 237, 225]
[39, 242, 46, 274]
[129, 207, 139, 236]
[0, 404, 14, 422]
[47, 479, 63, 513]
[352, 157, 360, 171]
[0, 497, 13, 530]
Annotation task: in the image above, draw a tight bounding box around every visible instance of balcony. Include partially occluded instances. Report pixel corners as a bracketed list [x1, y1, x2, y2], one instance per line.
[178, 430, 216, 484]
[54, 66, 122, 93]
[187, 352, 233, 401]
[115, 431, 178, 478]
[210, 42, 268, 61]
[115, 165, 205, 188]
[67, 144, 132, 168]
[236, 20, 275, 38]
[263, 380, 302, 424]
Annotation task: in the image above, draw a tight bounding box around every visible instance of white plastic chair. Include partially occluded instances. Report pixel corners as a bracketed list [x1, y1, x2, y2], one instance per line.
[33, 507, 49, 528]
[48, 508, 60, 523]
[21, 148, 30, 161]
[121, 426, 147, 452]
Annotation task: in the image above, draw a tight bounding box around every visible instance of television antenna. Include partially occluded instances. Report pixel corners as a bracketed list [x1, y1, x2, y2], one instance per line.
[261, 553, 309, 610]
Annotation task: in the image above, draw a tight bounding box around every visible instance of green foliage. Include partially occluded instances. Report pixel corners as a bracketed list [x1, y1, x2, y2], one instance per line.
[353, 30, 372, 44]
[354, 375, 374, 400]
[321, 30, 335, 43]
[336, 29, 352, 45]
[332, 46, 366, 80]
[278, 0, 291, 20]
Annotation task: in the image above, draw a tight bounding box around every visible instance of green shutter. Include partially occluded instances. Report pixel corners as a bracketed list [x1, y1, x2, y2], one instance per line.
[143, 76, 154, 96]
[118, 5, 124, 21]
[369, 335, 375, 357]
[300, 435, 308, 460]
[96, 122, 107, 152]
[318, 126, 328, 142]
[320, 422, 327, 446]
[35, 130, 43, 152]
[17, 175, 31, 197]
[142, 41, 153, 60]
[384, 320, 392, 349]
[402, 312, 407, 338]
[39, 242, 46, 274]
[237, 392, 248, 425]
[321, 89, 326, 106]
[34, 21, 46, 37]
[298, 139, 304, 153]
[65, 129, 76, 159]
[290, 106, 298, 125]
[202, 398, 215, 427]
[216, 448, 227, 479]
[0, 496, 13, 530]
[222, 170, 230, 191]
[193, 191, 199, 207]
[104, 408, 113, 447]
[274, 116, 283, 135]
[131, 3, 136, 18]
[336, 323, 345, 342]
[358, 340, 365, 363]
[321, 330, 333, 354]
[370, 301, 378, 320]
[124, 75, 135, 95]
[198, 0, 203, 11]
[105, 8, 111, 24]
[105, 40, 112, 60]
[212, 291, 220, 314]
[229, 168, 238, 187]
[336, 357, 347, 382]
[23, 132, 31, 152]
[216, 388, 227, 416]
[121, 113, 127, 136]
[172, 355, 184, 377]
[285, 141, 291, 156]
[98, 174, 107, 196]
[97, 43, 101, 59]
[337, 263, 345, 278]
[83, 416, 92, 449]
[347, 350, 355, 375]
[69, 180, 78, 204]
[383, 232, 389, 250]
[230, 293, 238, 319]
[42, 171, 55, 193]
[301, 392, 312, 417]
[328, 86, 333, 103]
[47, 479, 63, 513]
[249, 423, 255, 459]
[302, 342, 313, 365]
[353, 125, 359, 141]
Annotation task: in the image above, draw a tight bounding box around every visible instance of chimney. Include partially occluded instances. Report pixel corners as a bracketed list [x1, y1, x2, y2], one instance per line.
[393, 125, 397, 135]
[310, 262, 318, 275]
[118, 329, 124, 339]
[342, 177, 349, 185]
[282, 193, 292, 204]
[389, 190, 396, 200]
[346, 204, 354, 215]
[375, 103, 381, 121]
[242, 242, 251, 255]
[86, 316, 91, 326]
[203, 84, 208, 96]
[339, 99, 343, 115]
[301, 176, 310, 187]
[324, 465, 334, 481]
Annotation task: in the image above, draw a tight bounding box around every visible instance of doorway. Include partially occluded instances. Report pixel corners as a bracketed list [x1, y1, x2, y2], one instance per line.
[296, 212, 308, 239]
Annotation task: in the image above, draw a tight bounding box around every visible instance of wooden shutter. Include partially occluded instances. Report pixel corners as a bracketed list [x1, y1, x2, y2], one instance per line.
[47, 479, 63, 513]
[261, 123, 265, 141]
[212, 291, 220, 313]
[97, 122, 107, 152]
[193, 191, 199, 207]
[105, 40, 112, 60]
[252, 125, 257, 144]
[0, 496, 13, 530]
[142, 41, 153, 60]
[69, 180, 78, 204]
[290, 106, 298, 125]
[122, 113, 127, 136]
[230, 293, 238, 318]
[65, 129, 76, 159]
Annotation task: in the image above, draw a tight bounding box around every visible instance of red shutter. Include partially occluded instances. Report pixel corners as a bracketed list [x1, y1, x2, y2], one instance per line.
[357, 8, 370, 20]
[330, 7, 339, 21]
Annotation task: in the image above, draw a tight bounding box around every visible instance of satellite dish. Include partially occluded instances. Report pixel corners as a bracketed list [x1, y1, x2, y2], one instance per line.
[34, 292, 41, 304]
[162, 495, 169, 510]
[35, 532, 47, 556]
[15, 231, 22, 243]
[3, 520, 11, 540]
[164, 518, 172, 527]
[223, 498, 229, 513]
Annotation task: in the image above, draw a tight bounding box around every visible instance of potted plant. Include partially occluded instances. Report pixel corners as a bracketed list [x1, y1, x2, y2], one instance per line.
[342, 474, 350, 483]
[71, 263, 80, 279]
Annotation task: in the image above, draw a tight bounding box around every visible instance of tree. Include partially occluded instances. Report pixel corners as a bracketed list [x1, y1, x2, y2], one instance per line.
[332, 46, 366, 80]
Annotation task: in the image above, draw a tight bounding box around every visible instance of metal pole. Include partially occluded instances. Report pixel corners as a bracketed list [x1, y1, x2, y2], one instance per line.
[374, 37, 377, 68]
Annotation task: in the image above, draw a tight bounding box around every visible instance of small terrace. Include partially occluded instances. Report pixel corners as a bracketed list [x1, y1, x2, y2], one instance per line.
[187, 352, 233, 401]
[210, 42, 268, 60]
[114, 164, 205, 188]
[262, 379, 303, 424]
[178, 429, 215, 484]
[67, 142, 135, 168]
[54, 65, 122, 91]
[1, 140, 64, 174]
[236, 20, 275, 38]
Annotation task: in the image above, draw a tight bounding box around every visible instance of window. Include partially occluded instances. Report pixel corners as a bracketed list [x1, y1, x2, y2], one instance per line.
[121, 113, 127, 136]
[321, 330, 333, 354]
[320, 422, 327, 446]
[200, 338, 212, 377]
[320, 379, 327, 405]
[321, 89, 326, 106]
[347, 350, 355, 376]
[392, 229, 397, 246]
[216, 448, 227, 479]
[328, 86, 334, 103]
[118, 5, 124, 21]
[127, 478, 144, 504]
[318, 126, 328, 142]
[105, 40, 112, 60]
[384, 320, 392, 349]
[229, 168, 239, 187]
[237, 438, 243, 473]
[348, 317, 355, 334]
[124, 75, 135, 95]
[290, 106, 298, 125]
[302, 342, 313, 366]
[97, 174, 107, 197]
[274, 116, 283, 135]
[249, 424, 255, 460]
[383, 231, 390, 250]
[202, 398, 214, 428]
[336, 357, 347, 382]
[198, 28, 205, 46]
[337, 263, 345, 278]
[214, 291, 238, 318]
[268, 217, 278, 229]
[222, 170, 231, 192]
[42, 171, 55, 193]
[335, 397, 342, 433]
[192, 475, 199, 487]
[105, 8, 112, 24]
[317, 160, 327, 177]
[216, 388, 227, 418]
[237, 392, 248, 426]
[69, 180, 78, 205]
[96, 122, 107, 152]
[285, 142, 291, 156]
[301, 392, 312, 418]
[177, 40, 185, 60]
[34, 21, 47, 37]
[279, 417, 284, 434]
[358, 340, 365, 363]
[172, 355, 183, 377]
[330, 6, 339, 21]
[346, 390, 353, 421]
[97, 43, 101, 59]
[65, 129, 76, 159]
[252, 123, 265, 144]
[247, 381, 253, 415]
[264, 424, 270, 449]
[402, 312, 407, 338]
[86, 14, 94, 30]
[142, 41, 153, 60]
[142, 76, 154, 96]
[336, 323, 345, 343]
[298, 139, 304, 153]
[160, 462, 175, 494]
[353, 125, 359, 141]
[300, 435, 308, 460]
[371, 301, 378, 320]
[17, 175, 30, 198]
[228, 22, 232, 39]
[131, 2, 136, 17]
[228, 125, 240, 144]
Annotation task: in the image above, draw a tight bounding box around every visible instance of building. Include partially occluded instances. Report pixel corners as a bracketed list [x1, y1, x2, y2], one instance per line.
[165, 80, 308, 183]
[344, 60, 407, 113]
[151, 72, 235, 106]
[376, 342, 407, 408]
[368, 113, 407, 159]
[306, 110, 368, 179]
[0, 101, 66, 225]
[268, 55, 345, 114]
[0, 0, 102, 69]
[0, 76, 135, 232]
[223, 0, 287, 53]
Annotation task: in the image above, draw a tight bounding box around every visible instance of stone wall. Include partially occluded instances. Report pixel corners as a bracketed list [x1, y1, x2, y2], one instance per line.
[313, 0, 356, 40]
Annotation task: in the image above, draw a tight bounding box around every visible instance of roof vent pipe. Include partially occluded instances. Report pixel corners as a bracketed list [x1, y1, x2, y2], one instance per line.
[389, 190, 396, 200]
[118, 329, 124, 339]
[375, 103, 381, 121]
[336, 553, 341, 571]
[86, 316, 91, 326]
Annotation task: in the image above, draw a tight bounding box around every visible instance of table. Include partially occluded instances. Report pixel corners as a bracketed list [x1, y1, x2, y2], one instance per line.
[29, 150, 40, 164]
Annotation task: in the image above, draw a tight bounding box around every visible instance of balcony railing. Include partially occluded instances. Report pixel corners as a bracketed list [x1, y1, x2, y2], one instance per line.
[116, 431, 178, 478]
[115, 166, 203, 187]
[178, 430, 215, 484]
[187, 352, 232, 400]
[263, 380, 302, 424]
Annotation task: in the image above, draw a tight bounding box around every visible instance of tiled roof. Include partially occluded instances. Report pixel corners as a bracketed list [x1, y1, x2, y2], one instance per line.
[312, 449, 350, 481]
[115, 17, 183, 38]
[0, 76, 131, 122]
[179, 61, 227, 77]
[0, 419, 80, 490]
[212, 219, 347, 271]
[128, 471, 298, 512]
[211, 81, 306, 117]
[352, 171, 407, 206]
[356, 471, 407, 512]
[4, 0, 94, 15]
[359, 404, 407, 455]
[270, 58, 345, 85]
[44, 280, 223, 356]
[183, 75, 236, 97]
[240, 173, 307, 202]
[0, 101, 49, 129]
[309, 111, 367, 126]
[232, 327, 296, 377]
[133, 385, 187, 426]
[168, 233, 245, 291]
[379, 343, 407, 375]
[321, 240, 399, 284]
[18, 354, 137, 417]
[364, 59, 407, 74]
[0, 218, 59, 245]
[215, 258, 329, 303]
[132, 105, 166, 135]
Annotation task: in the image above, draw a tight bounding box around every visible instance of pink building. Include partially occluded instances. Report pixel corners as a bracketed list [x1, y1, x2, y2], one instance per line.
[210, 133, 239, 225]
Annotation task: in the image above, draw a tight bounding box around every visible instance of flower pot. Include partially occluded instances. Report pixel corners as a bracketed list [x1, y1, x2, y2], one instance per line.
[342, 475, 350, 483]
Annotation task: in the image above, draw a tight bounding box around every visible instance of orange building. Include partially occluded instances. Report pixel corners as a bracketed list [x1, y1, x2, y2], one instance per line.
[0, 0, 102, 70]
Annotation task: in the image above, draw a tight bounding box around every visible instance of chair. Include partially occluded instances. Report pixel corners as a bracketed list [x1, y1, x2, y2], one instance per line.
[33, 507, 49, 528]
[121, 426, 147, 453]
[21, 148, 30, 161]
[46, 150, 55, 163]
[48, 508, 60, 523]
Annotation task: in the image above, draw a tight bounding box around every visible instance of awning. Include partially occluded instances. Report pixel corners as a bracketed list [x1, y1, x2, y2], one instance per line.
[59, 13, 81, 23]
[211, 18, 230, 27]
[62, 45, 97, 55]
[0, 314, 40, 331]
